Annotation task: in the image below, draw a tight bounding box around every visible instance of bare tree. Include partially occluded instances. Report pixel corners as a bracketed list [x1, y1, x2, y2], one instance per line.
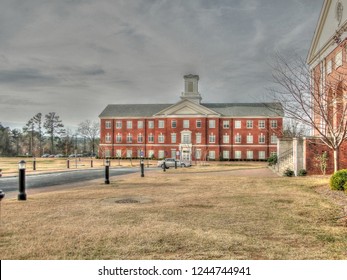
[77, 120, 99, 156]
[282, 118, 310, 138]
[270, 52, 347, 172]
[44, 112, 65, 154]
[23, 118, 35, 155]
[32, 113, 44, 156]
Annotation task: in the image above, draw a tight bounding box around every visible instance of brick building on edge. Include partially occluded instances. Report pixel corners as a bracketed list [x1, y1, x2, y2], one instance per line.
[99, 74, 283, 161]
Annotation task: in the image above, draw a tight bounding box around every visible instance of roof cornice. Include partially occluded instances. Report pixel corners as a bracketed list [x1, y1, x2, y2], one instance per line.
[307, 0, 332, 65]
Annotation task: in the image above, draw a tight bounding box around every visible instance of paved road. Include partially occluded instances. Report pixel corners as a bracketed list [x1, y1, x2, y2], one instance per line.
[0, 167, 146, 194]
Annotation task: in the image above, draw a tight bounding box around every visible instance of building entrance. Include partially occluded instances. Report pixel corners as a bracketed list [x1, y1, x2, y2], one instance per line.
[179, 144, 192, 162]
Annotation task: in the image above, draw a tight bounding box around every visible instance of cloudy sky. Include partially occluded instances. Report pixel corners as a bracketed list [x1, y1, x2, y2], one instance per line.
[0, 0, 323, 129]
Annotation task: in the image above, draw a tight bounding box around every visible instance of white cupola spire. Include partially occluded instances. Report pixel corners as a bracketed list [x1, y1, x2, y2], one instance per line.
[181, 74, 202, 104]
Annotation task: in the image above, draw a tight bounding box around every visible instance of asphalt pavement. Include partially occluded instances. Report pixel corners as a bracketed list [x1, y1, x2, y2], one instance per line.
[0, 167, 148, 195]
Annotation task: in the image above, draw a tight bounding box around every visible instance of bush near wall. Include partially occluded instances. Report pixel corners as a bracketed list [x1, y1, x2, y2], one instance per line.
[330, 169, 347, 191]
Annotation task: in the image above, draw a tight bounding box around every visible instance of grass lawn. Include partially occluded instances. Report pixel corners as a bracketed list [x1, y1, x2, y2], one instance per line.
[0, 163, 346, 260]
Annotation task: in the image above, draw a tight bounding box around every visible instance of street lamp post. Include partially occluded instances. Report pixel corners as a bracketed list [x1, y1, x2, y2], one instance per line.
[105, 158, 110, 184]
[33, 157, 36, 171]
[18, 160, 27, 201]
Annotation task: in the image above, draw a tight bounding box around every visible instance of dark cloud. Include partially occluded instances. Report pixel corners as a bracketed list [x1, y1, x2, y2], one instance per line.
[0, 0, 323, 128]
[0, 68, 57, 85]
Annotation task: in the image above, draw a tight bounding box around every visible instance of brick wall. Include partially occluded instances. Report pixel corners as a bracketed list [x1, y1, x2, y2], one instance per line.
[304, 138, 347, 174]
[99, 116, 282, 160]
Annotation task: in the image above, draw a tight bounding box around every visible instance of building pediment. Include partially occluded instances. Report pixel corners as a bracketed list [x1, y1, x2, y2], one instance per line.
[154, 99, 220, 117]
[307, 0, 347, 66]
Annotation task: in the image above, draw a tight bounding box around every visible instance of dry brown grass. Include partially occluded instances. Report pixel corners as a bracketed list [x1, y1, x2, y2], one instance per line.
[0, 163, 346, 260]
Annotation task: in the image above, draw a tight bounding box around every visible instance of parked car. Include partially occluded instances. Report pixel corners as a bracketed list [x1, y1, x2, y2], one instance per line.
[41, 154, 50, 158]
[157, 158, 191, 168]
[55, 154, 64, 158]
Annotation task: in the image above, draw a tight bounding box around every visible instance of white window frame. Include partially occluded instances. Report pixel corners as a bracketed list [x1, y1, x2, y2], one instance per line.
[195, 149, 201, 159]
[182, 133, 191, 144]
[171, 120, 177, 128]
[258, 120, 265, 129]
[259, 134, 265, 144]
[223, 150, 230, 159]
[126, 120, 132, 129]
[105, 121, 111, 129]
[116, 120, 122, 129]
[247, 150, 253, 159]
[158, 133, 165, 143]
[246, 134, 253, 144]
[223, 120, 230, 129]
[209, 133, 216, 143]
[171, 133, 176, 143]
[148, 120, 154, 129]
[209, 119, 216, 128]
[105, 133, 111, 143]
[208, 150, 215, 160]
[126, 133, 133, 143]
[246, 120, 253, 128]
[115, 149, 122, 158]
[196, 133, 201, 144]
[148, 150, 154, 158]
[105, 150, 111, 158]
[158, 150, 165, 159]
[270, 120, 278, 128]
[137, 134, 143, 143]
[116, 133, 122, 143]
[171, 149, 176, 158]
[234, 150, 241, 159]
[137, 120, 143, 129]
[235, 134, 242, 144]
[148, 133, 154, 142]
[223, 134, 230, 143]
[327, 59, 332, 74]
[259, 151, 266, 160]
[158, 120, 165, 128]
[126, 149, 132, 158]
[235, 120, 241, 129]
[335, 50, 342, 68]
[183, 120, 190, 128]
[271, 134, 278, 144]
[196, 120, 202, 128]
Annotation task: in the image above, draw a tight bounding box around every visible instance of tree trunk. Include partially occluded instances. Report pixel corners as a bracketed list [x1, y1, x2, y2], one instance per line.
[333, 148, 339, 173]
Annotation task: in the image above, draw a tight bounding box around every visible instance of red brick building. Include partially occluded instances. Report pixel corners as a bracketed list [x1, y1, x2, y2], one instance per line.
[305, 0, 347, 173]
[99, 74, 283, 161]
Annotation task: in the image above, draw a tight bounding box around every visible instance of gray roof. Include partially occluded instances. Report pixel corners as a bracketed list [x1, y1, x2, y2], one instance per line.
[99, 104, 172, 118]
[99, 102, 283, 118]
[203, 103, 284, 117]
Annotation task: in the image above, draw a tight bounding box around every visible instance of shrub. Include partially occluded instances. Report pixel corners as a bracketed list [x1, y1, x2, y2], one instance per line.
[283, 168, 294, 177]
[267, 154, 278, 166]
[330, 169, 347, 191]
[298, 169, 307, 176]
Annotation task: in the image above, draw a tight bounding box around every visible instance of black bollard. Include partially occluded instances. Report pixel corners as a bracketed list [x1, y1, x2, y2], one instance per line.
[140, 159, 145, 177]
[105, 159, 110, 184]
[0, 189, 5, 226]
[18, 160, 27, 201]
